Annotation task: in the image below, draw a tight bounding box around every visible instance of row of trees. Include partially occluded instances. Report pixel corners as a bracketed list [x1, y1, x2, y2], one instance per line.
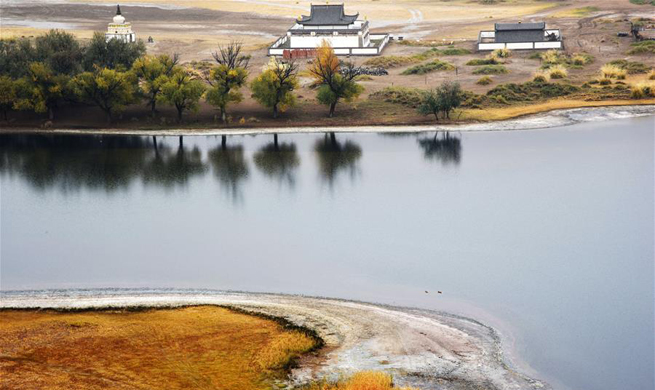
[0, 31, 367, 123]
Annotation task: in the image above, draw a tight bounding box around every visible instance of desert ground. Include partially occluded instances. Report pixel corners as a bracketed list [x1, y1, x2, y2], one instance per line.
[1, 0, 653, 128]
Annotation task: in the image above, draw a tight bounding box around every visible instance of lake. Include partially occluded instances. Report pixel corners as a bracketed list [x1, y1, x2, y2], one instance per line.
[1, 115, 653, 390]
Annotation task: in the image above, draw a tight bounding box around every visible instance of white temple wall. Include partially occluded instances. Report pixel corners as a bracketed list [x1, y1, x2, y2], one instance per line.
[289, 34, 360, 48]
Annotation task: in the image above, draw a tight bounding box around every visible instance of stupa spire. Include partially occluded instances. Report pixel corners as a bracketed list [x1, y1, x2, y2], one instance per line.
[116, 4, 122, 15]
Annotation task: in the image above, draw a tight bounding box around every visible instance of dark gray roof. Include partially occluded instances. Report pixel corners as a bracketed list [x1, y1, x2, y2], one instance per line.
[495, 22, 545, 31]
[298, 4, 358, 26]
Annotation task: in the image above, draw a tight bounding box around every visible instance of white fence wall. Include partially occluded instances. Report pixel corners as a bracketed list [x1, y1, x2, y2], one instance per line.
[534, 41, 563, 49]
[506, 42, 533, 50]
[290, 35, 359, 48]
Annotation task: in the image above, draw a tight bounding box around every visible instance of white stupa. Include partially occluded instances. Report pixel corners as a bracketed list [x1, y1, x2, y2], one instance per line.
[105, 5, 136, 43]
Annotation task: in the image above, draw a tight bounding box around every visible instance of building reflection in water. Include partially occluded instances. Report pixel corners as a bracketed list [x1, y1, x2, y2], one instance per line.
[417, 131, 462, 166]
[314, 133, 362, 187]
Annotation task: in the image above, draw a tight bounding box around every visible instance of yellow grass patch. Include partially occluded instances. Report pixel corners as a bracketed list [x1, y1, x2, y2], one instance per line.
[0, 306, 319, 390]
[304, 371, 418, 390]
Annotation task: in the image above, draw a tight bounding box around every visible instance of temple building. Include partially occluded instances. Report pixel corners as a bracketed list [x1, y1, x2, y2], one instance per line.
[268, 4, 389, 57]
[477, 22, 562, 51]
[105, 5, 136, 43]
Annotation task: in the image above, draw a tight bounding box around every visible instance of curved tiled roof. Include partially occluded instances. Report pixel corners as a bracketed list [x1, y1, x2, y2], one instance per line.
[299, 4, 358, 26]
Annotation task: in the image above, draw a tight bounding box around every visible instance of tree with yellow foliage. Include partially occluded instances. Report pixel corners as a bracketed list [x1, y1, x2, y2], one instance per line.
[206, 42, 250, 123]
[251, 57, 299, 119]
[308, 41, 363, 117]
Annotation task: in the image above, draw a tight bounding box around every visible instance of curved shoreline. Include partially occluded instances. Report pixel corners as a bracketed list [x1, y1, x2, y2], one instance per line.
[0, 289, 550, 390]
[0, 105, 653, 136]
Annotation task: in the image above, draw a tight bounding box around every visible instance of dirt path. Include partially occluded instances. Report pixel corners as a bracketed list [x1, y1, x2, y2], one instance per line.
[0, 289, 548, 390]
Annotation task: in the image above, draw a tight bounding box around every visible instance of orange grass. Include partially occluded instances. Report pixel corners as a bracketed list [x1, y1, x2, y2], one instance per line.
[0, 306, 319, 390]
[304, 371, 419, 390]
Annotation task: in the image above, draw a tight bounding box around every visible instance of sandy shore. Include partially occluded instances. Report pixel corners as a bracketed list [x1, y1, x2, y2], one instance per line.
[1, 289, 549, 390]
[1, 105, 653, 136]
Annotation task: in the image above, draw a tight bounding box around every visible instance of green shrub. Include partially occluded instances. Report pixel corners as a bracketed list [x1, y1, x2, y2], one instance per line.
[401, 59, 455, 75]
[476, 76, 493, 85]
[486, 81, 578, 103]
[369, 86, 424, 107]
[438, 47, 472, 56]
[608, 59, 651, 74]
[627, 41, 655, 55]
[473, 65, 508, 75]
[466, 57, 498, 66]
[363, 55, 420, 68]
[491, 48, 512, 58]
[533, 72, 549, 83]
[601, 64, 627, 80]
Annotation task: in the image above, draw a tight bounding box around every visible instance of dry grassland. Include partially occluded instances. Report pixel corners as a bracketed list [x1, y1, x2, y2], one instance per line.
[0, 306, 318, 390]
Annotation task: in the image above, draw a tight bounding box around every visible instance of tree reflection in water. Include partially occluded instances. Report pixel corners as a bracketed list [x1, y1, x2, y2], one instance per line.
[208, 142, 249, 203]
[417, 131, 462, 166]
[253, 136, 300, 189]
[0, 135, 153, 193]
[314, 132, 362, 187]
[141, 142, 207, 189]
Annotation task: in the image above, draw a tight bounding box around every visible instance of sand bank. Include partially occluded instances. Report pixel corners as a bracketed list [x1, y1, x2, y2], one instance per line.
[1, 289, 550, 390]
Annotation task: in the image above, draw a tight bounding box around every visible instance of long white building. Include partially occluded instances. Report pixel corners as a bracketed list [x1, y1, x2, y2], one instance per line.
[269, 4, 389, 57]
[105, 5, 136, 43]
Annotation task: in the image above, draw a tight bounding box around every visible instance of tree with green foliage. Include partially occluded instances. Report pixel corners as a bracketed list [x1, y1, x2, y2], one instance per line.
[13, 62, 71, 120]
[0, 76, 17, 120]
[132, 54, 179, 115]
[71, 67, 138, 123]
[417, 81, 464, 121]
[250, 58, 298, 119]
[83, 32, 146, 71]
[0, 38, 36, 78]
[35, 30, 83, 76]
[159, 67, 206, 123]
[309, 41, 363, 117]
[205, 42, 249, 122]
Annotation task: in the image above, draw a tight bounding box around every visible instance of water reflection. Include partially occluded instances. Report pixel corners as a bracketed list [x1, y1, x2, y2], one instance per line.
[208, 144, 249, 202]
[314, 133, 362, 187]
[253, 139, 300, 189]
[0, 135, 151, 193]
[142, 144, 207, 189]
[417, 132, 462, 166]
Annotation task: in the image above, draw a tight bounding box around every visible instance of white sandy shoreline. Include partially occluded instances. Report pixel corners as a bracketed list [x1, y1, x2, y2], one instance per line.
[1, 105, 653, 137]
[1, 288, 550, 390]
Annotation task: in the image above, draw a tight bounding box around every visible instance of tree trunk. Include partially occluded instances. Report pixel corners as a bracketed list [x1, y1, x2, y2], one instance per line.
[2, 109, 7, 121]
[177, 106, 183, 123]
[106, 110, 112, 124]
[48, 107, 55, 121]
[179, 135, 183, 147]
[329, 102, 337, 118]
[273, 104, 278, 119]
[221, 135, 227, 149]
[151, 100, 157, 117]
[221, 107, 227, 123]
[433, 112, 439, 122]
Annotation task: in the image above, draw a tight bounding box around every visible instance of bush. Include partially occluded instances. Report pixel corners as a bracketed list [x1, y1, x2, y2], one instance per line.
[631, 82, 655, 99]
[601, 64, 627, 80]
[476, 76, 493, 85]
[363, 55, 420, 68]
[608, 59, 651, 74]
[627, 41, 655, 55]
[401, 59, 454, 75]
[466, 57, 498, 66]
[438, 47, 472, 56]
[486, 81, 579, 103]
[649, 70, 655, 80]
[548, 65, 568, 79]
[369, 86, 423, 107]
[533, 72, 550, 83]
[491, 48, 512, 58]
[572, 53, 594, 66]
[473, 65, 508, 75]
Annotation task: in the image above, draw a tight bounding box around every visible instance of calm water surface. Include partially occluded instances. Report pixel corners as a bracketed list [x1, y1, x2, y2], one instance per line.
[1, 116, 654, 390]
